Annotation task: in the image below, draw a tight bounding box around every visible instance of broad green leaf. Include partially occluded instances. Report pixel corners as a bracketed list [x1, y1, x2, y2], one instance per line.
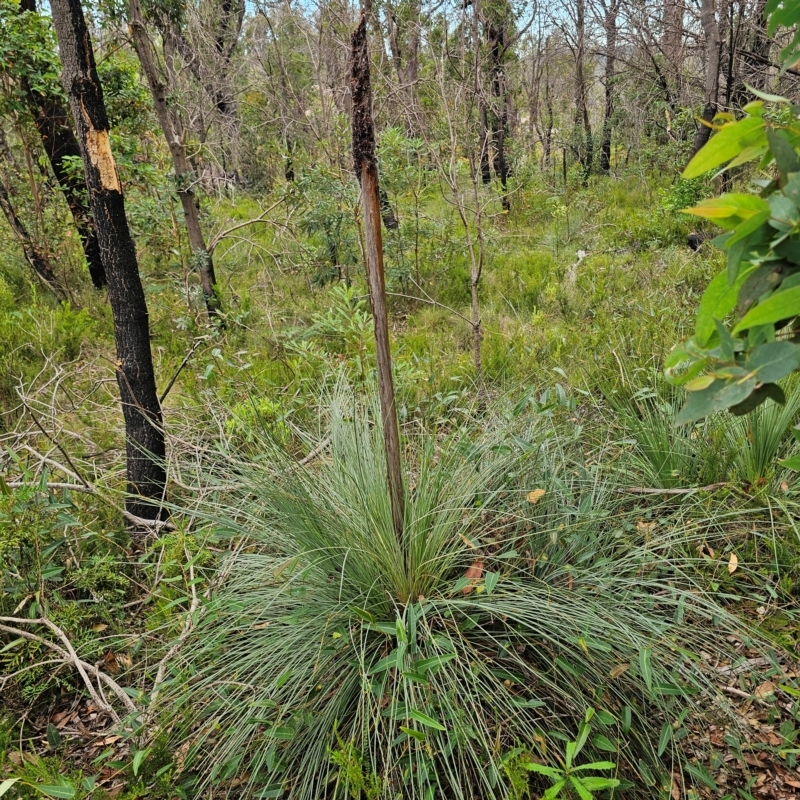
[37, 787, 76, 799]
[745, 341, 800, 382]
[684, 762, 719, 791]
[368, 651, 399, 674]
[525, 763, 563, 779]
[727, 210, 771, 245]
[568, 776, 593, 800]
[768, 193, 800, 232]
[543, 779, 566, 799]
[414, 653, 456, 672]
[408, 709, 445, 730]
[639, 648, 653, 691]
[732, 284, 800, 332]
[674, 377, 757, 425]
[745, 84, 790, 104]
[686, 375, 716, 391]
[779, 454, 800, 469]
[132, 747, 150, 777]
[767, 127, 800, 176]
[46, 723, 62, 749]
[484, 570, 499, 594]
[572, 761, 617, 772]
[0, 780, 20, 798]
[657, 721, 672, 756]
[565, 740, 576, 770]
[683, 116, 766, 178]
[729, 383, 785, 415]
[574, 777, 621, 791]
[783, 172, 800, 206]
[695, 270, 742, 345]
[400, 726, 427, 741]
[737, 262, 799, 315]
[684, 194, 769, 228]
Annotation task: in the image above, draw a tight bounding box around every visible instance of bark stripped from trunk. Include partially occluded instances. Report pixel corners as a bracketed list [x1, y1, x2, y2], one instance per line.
[350, 15, 405, 539]
[50, 0, 167, 524]
[128, 0, 222, 321]
[19, 0, 105, 288]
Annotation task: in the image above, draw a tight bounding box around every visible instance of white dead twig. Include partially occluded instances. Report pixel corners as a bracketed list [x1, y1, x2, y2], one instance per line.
[0, 617, 139, 724]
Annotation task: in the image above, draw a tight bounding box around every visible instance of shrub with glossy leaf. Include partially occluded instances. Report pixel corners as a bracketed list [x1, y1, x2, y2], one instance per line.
[166, 391, 767, 799]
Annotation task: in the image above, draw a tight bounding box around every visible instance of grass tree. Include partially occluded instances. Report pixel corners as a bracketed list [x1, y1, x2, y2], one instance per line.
[350, 14, 404, 537]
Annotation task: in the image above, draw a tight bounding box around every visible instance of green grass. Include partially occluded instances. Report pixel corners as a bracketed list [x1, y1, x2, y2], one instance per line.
[158, 386, 788, 800]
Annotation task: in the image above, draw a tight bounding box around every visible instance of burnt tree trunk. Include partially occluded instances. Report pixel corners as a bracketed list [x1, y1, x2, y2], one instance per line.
[350, 15, 405, 540]
[19, 0, 105, 288]
[129, 0, 222, 321]
[0, 179, 64, 299]
[488, 22, 510, 210]
[50, 0, 167, 524]
[690, 0, 722, 158]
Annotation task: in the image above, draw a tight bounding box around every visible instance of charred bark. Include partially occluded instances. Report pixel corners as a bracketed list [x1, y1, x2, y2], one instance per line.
[350, 15, 405, 540]
[18, 0, 105, 288]
[488, 22, 510, 209]
[50, 0, 167, 524]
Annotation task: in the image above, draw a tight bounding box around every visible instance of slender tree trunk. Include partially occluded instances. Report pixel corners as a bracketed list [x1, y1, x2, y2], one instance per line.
[690, 0, 722, 157]
[50, 0, 167, 524]
[18, 0, 105, 288]
[749, 0, 771, 91]
[128, 0, 222, 321]
[663, 0, 683, 90]
[600, 0, 619, 174]
[385, 3, 420, 137]
[0, 180, 64, 299]
[350, 15, 405, 540]
[574, 0, 592, 180]
[489, 23, 510, 210]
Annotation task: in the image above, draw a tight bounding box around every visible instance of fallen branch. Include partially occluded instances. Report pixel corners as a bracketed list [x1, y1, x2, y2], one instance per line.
[0, 617, 139, 724]
[618, 483, 728, 495]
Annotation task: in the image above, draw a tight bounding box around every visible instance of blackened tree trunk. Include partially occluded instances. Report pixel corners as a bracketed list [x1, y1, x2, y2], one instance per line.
[488, 22, 510, 210]
[50, 0, 167, 524]
[128, 0, 222, 321]
[350, 15, 405, 540]
[0, 179, 64, 299]
[599, 0, 619, 174]
[690, 0, 722, 157]
[19, 0, 105, 288]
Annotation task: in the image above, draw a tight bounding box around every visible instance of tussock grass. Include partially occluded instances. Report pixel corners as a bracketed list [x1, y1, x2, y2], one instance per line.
[163, 387, 777, 799]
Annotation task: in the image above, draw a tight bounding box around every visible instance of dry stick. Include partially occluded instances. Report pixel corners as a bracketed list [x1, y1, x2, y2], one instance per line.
[618, 483, 728, 496]
[22, 401, 90, 488]
[350, 15, 405, 539]
[160, 338, 204, 405]
[0, 618, 138, 722]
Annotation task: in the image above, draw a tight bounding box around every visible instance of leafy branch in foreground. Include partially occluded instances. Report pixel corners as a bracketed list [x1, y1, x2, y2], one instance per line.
[665, 3, 800, 455]
[158, 386, 778, 799]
